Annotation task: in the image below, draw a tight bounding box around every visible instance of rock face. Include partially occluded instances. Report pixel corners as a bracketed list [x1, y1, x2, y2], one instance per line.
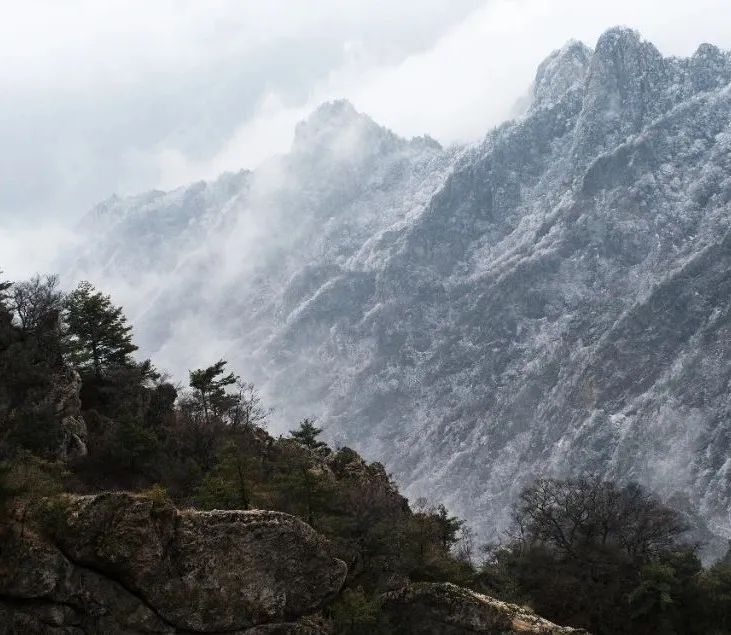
[0, 525, 171, 633]
[63, 28, 731, 546]
[48, 368, 88, 460]
[382, 583, 587, 634]
[0, 494, 582, 634]
[0, 492, 346, 633]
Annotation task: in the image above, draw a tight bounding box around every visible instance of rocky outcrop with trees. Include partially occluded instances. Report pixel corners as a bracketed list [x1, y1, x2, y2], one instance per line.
[0, 492, 584, 634]
[1, 273, 730, 633]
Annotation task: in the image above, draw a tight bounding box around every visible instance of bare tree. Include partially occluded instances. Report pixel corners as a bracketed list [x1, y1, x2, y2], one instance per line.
[11, 274, 63, 334]
[514, 476, 688, 561]
[229, 380, 272, 429]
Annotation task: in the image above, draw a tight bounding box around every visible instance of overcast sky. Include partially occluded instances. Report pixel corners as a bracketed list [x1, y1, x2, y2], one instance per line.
[1, 0, 730, 276]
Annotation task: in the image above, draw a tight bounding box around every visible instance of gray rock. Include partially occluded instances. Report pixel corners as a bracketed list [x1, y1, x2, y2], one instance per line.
[382, 583, 588, 634]
[46, 368, 87, 460]
[0, 524, 171, 633]
[0, 492, 347, 633]
[51, 493, 347, 632]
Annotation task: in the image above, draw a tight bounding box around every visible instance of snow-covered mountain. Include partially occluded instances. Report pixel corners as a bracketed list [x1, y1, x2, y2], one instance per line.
[64, 28, 731, 546]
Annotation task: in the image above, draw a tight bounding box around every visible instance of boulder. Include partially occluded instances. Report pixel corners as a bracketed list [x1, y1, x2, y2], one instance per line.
[0, 492, 346, 633]
[381, 582, 588, 634]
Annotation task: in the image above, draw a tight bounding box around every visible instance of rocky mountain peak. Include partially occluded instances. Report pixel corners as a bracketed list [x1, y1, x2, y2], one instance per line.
[292, 99, 402, 158]
[584, 27, 665, 99]
[532, 40, 592, 108]
[690, 42, 731, 91]
[572, 27, 667, 163]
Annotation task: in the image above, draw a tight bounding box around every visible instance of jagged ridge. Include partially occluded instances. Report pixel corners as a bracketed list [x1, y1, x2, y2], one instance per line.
[63, 27, 731, 549]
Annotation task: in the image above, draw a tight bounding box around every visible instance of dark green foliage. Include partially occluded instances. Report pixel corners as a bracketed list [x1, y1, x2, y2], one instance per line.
[197, 441, 261, 510]
[628, 553, 703, 633]
[397, 500, 474, 586]
[290, 417, 328, 451]
[476, 477, 718, 634]
[4, 404, 61, 457]
[0, 452, 68, 533]
[64, 281, 137, 377]
[328, 587, 389, 634]
[275, 455, 335, 525]
[0, 273, 66, 460]
[698, 548, 731, 632]
[188, 359, 238, 425]
[434, 503, 465, 551]
[146, 382, 177, 429]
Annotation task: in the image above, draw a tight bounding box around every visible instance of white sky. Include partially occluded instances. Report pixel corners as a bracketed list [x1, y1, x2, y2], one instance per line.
[1, 0, 730, 276]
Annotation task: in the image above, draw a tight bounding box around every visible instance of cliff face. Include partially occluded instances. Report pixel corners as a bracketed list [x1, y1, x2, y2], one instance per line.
[64, 28, 731, 545]
[0, 492, 583, 634]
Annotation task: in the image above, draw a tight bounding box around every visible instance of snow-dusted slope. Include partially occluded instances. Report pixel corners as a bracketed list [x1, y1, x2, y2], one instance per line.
[65, 28, 731, 546]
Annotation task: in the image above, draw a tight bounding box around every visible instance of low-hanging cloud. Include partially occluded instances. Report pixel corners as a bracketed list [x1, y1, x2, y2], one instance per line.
[152, 0, 731, 188]
[2, 0, 731, 280]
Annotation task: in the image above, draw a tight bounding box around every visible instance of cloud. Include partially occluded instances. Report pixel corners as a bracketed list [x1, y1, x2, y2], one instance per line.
[1, 0, 730, 276]
[0, 0, 483, 223]
[0, 224, 79, 281]
[152, 0, 731, 188]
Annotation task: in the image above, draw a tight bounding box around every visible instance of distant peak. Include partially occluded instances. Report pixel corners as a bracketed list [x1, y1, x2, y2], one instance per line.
[694, 42, 723, 59]
[583, 26, 663, 94]
[596, 26, 642, 46]
[532, 39, 592, 107]
[292, 99, 401, 156]
[409, 134, 442, 151]
[690, 42, 731, 91]
[592, 26, 660, 63]
[294, 100, 367, 141]
[309, 99, 359, 121]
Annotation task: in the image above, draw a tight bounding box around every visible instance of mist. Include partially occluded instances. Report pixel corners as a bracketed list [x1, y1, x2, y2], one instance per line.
[2, 1, 730, 236]
[3, 0, 731, 425]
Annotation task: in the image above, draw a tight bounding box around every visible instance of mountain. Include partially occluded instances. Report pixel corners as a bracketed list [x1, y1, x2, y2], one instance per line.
[63, 28, 731, 547]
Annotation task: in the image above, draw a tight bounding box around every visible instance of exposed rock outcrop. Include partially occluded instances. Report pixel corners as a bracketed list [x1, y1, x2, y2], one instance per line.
[0, 493, 585, 634]
[0, 526, 170, 633]
[47, 368, 88, 460]
[382, 583, 588, 634]
[0, 492, 346, 633]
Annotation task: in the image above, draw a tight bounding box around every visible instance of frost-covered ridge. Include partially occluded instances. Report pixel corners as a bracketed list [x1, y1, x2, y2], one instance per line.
[64, 28, 731, 548]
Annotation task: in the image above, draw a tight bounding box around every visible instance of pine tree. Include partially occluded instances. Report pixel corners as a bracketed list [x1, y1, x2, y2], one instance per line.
[290, 417, 327, 451]
[196, 442, 259, 510]
[435, 504, 465, 551]
[188, 360, 238, 425]
[64, 281, 137, 377]
[277, 456, 334, 526]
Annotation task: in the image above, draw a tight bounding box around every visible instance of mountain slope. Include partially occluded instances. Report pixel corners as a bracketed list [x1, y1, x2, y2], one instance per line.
[64, 28, 731, 544]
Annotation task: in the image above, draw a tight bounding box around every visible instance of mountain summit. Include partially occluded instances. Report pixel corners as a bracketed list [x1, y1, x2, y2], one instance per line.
[64, 28, 731, 549]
